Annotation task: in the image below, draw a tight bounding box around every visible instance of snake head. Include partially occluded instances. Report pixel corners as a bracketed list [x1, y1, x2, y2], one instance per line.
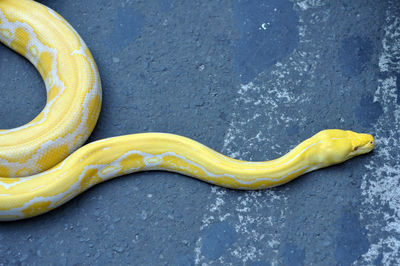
[345, 130, 375, 158]
[311, 129, 374, 165]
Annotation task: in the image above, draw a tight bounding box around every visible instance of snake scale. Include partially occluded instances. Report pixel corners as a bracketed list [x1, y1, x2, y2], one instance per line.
[0, 0, 374, 221]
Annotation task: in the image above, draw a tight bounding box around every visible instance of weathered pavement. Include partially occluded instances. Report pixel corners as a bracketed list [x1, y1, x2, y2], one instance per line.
[0, 0, 399, 265]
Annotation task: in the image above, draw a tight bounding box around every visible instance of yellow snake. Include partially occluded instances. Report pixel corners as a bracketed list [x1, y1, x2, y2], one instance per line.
[0, 0, 375, 221]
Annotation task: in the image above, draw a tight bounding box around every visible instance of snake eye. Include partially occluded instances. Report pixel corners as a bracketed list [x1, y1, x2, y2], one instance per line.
[354, 146, 359, 151]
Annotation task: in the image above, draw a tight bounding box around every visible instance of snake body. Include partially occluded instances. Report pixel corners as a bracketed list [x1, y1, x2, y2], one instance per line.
[0, 0, 374, 221]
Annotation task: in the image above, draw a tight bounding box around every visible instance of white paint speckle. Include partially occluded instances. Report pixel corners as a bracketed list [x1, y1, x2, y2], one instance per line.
[357, 6, 400, 265]
[296, 0, 325, 11]
[260, 22, 270, 30]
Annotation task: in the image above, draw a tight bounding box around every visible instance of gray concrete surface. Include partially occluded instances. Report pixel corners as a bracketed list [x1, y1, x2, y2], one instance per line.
[0, 0, 399, 265]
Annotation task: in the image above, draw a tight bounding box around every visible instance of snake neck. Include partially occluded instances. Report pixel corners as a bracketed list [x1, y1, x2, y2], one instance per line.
[235, 137, 328, 188]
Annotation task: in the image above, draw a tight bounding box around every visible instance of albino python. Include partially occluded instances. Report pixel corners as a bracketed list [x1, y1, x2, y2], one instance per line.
[0, 0, 374, 221]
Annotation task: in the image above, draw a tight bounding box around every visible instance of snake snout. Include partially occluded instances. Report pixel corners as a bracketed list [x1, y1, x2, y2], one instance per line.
[350, 132, 375, 156]
[359, 133, 374, 151]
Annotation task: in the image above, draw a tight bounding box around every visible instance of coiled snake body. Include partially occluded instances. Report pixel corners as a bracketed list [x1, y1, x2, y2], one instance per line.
[0, 0, 374, 221]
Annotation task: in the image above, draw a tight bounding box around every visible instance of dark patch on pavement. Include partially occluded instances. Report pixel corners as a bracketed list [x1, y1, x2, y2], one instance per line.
[157, 0, 174, 12]
[286, 124, 300, 137]
[281, 243, 305, 266]
[0, 45, 45, 129]
[104, 7, 145, 53]
[174, 253, 194, 266]
[233, 0, 299, 84]
[334, 211, 369, 265]
[201, 221, 237, 260]
[354, 94, 383, 127]
[338, 36, 373, 77]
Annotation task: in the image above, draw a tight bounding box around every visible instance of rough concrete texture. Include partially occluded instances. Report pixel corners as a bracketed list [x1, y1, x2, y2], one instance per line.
[0, 0, 399, 265]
